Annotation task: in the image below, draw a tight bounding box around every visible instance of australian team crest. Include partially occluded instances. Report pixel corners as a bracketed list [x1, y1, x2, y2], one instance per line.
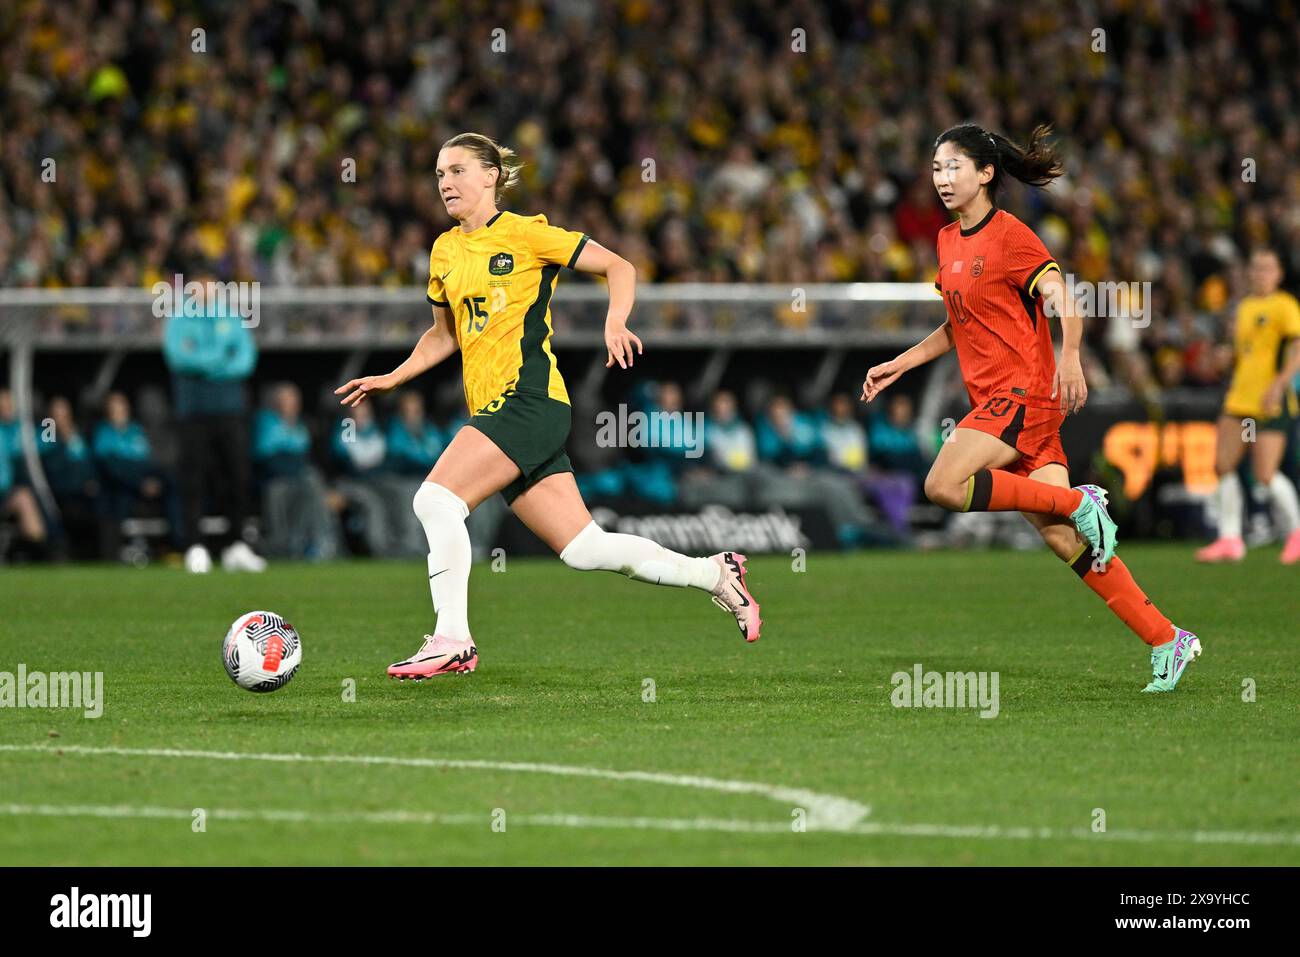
[488, 252, 514, 276]
[970, 255, 985, 278]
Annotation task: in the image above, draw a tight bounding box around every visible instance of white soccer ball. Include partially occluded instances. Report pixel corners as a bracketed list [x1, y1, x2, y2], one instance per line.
[222, 611, 302, 692]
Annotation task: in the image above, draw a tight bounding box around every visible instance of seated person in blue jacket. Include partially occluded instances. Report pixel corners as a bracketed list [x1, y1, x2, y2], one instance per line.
[38, 396, 103, 560]
[865, 393, 933, 538]
[93, 391, 184, 559]
[0, 388, 26, 483]
[756, 394, 877, 548]
[332, 399, 388, 477]
[0, 388, 47, 558]
[868, 393, 932, 484]
[329, 400, 396, 557]
[385, 391, 445, 476]
[252, 383, 339, 560]
[756, 394, 825, 470]
[677, 388, 758, 510]
[615, 380, 689, 506]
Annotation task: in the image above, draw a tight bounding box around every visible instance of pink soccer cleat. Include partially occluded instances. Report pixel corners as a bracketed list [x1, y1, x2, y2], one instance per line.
[1195, 537, 1245, 563]
[387, 634, 478, 680]
[1282, 529, 1300, 566]
[709, 552, 762, 642]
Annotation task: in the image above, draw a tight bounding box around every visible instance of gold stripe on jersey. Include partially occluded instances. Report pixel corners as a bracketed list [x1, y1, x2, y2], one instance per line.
[1026, 260, 1060, 297]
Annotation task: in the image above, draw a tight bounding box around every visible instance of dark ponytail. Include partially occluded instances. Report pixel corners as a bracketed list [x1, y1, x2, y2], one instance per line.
[934, 123, 1064, 201]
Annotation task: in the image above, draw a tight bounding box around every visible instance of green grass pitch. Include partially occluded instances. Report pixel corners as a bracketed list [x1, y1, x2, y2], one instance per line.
[1, 544, 1297, 865]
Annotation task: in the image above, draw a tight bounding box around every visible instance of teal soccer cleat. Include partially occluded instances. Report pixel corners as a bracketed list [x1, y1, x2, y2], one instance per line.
[1071, 484, 1118, 567]
[1142, 627, 1202, 693]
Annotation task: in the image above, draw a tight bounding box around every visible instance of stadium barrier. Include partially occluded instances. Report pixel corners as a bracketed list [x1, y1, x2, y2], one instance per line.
[0, 283, 943, 349]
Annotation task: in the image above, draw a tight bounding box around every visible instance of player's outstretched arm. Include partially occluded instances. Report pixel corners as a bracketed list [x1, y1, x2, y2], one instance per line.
[1039, 272, 1087, 415]
[335, 304, 459, 407]
[572, 240, 643, 370]
[1263, 338, 1300, 414]
[861, 321, 955, 403]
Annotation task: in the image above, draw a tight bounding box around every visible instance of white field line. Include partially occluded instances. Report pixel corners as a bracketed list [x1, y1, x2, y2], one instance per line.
[3, 744, 1298, 846]
[848, 821, 1300, 846]
[0, 803, 793, 834]
[0, 743, 869, 831]
[0, 803, 1297, 846]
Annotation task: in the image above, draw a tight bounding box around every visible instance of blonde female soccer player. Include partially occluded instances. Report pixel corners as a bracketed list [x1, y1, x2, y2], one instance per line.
[336, 133, 761, 678]
[1195, 248, 1300, 564]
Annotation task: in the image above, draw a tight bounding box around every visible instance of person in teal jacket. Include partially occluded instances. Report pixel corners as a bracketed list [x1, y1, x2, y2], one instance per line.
[161, 279, 263, 573]
[93, 393, 155, 487]
[0, 388, 26, 485]
[329, 401, 395, 557]
[252, 398, 312, 480]
[93, 391, 184, 556]
[331, 401, 388, 477]
[253, 383, 338, 560]
[0, 388, 47, 557]
[38, 396, 102, 559]
[385, 392, 445, 476]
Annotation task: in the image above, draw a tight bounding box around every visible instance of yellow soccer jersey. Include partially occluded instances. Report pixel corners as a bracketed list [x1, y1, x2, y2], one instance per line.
[426, 211, 588, 415]
[1223, 290, 1300, 418]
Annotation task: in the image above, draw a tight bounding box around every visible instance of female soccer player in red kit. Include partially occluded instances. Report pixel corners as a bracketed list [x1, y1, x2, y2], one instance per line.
[863, 124, 1200, 693]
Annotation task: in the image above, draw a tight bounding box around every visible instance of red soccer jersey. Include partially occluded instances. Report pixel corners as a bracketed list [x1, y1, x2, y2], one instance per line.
[933, 208, 1061, 410]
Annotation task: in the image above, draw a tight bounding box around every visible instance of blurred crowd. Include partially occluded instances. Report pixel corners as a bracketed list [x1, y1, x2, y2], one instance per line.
[3, 0, 1299, 395]
[0, 378, 467, 564]
[573, 383, 933, 548]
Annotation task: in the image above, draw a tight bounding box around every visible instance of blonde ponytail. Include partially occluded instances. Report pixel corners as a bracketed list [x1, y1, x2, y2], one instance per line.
[441, 132, 523, 200]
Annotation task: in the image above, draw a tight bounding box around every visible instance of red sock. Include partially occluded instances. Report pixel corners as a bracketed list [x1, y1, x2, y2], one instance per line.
[1069, 550, 1173, 646]
[963, 469, 1083, 517]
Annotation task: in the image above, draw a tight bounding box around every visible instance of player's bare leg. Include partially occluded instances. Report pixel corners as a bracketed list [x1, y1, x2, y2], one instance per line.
[511, 471, 762, 641]
[1197, 415, 1250, 562]
[1250, 428, 1300, 564]
[427, 426, 525, 510]
[5, 486, 46, 546]
[389, 427, 520, 680]
[922, 427, 1020, 510]
[1022, 464, 1200, 692]
[925, 427, 1116, 563]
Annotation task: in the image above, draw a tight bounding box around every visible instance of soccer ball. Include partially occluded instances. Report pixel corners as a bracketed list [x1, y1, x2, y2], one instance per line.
[222, 611, 302, 692]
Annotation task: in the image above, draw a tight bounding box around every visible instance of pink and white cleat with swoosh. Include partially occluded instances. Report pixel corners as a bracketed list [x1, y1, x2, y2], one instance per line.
[1195, 537, 1245, 563]
[1281, 529, 1300, 565]
[387, 634, 478, 680]
[709, 552, 762, 642]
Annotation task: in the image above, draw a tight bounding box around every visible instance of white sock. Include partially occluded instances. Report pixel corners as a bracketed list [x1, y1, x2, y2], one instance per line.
[1215, 473, 1244, 540]
[559, 520, 722, 591]
[413, 482, 472, 641]
[1267, 473, 1300, 534]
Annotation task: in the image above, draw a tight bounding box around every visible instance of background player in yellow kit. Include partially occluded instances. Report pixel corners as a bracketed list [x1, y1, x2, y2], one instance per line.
[1197, 248, 1300, 564]
[336, 133, 762, 678]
